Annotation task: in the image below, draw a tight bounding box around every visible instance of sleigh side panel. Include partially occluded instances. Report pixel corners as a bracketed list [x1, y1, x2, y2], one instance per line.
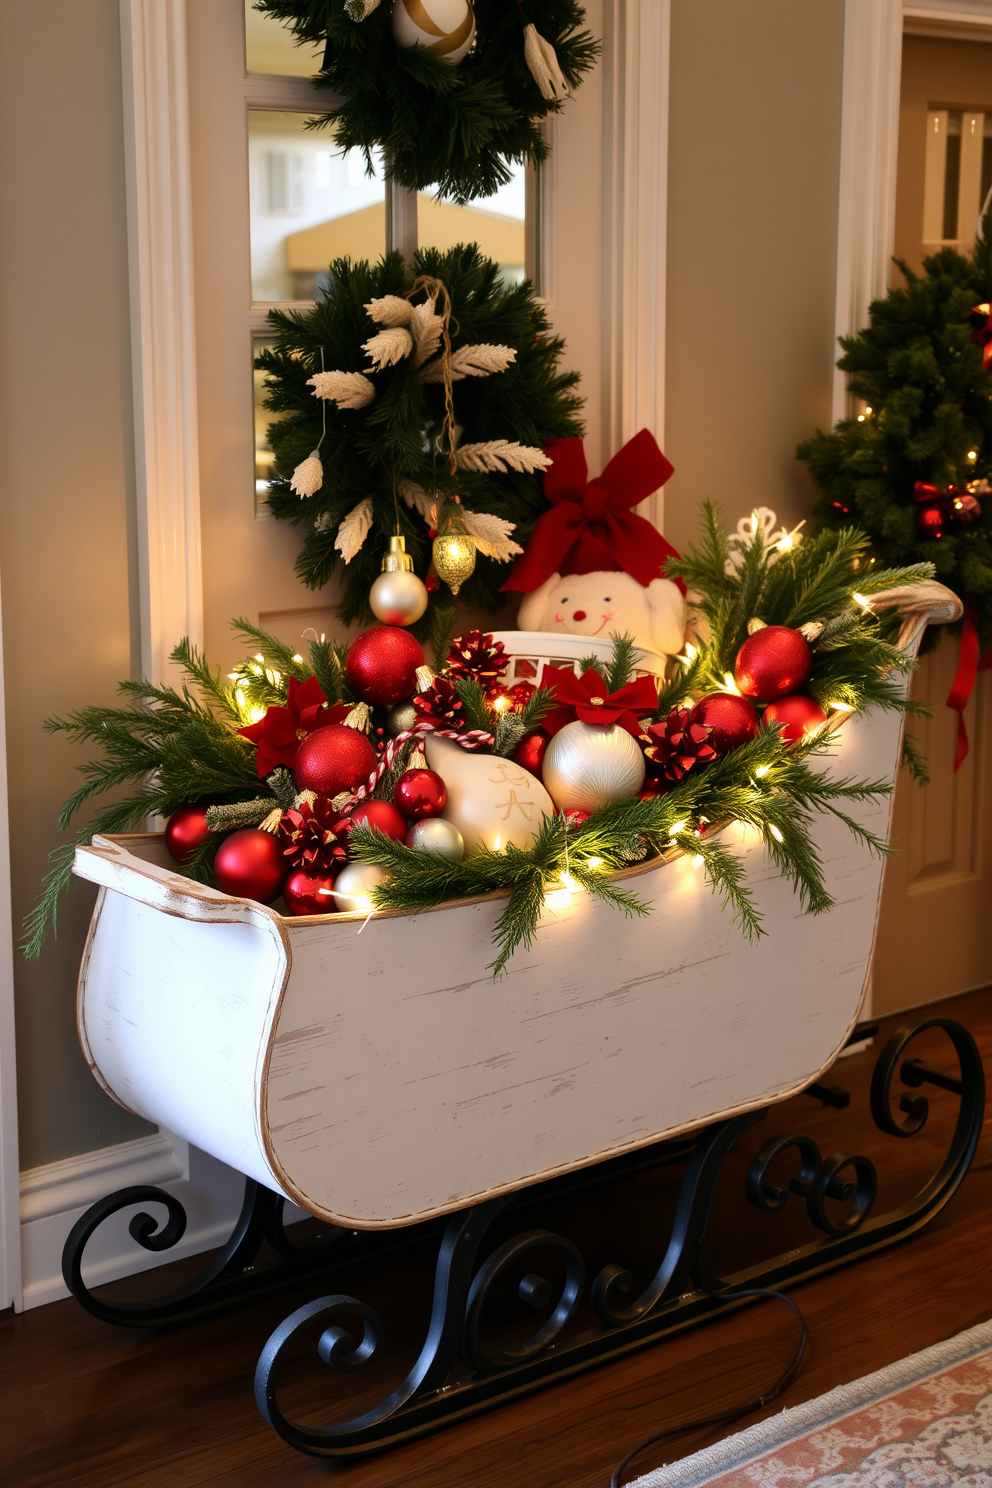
[261, 690, 898, 1227]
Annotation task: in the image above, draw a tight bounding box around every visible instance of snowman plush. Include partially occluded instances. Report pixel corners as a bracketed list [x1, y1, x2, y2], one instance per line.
[501, 430, 686, 659]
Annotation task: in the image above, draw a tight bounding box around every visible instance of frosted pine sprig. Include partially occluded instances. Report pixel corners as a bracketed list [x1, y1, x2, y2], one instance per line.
[410, 299, 445, 367]
[289, 452, 324, 498]
[460, 510, 523, 562]
[308, 371, 376, 408]
[455, 440, 550, 474]
[362, 327, 414, 369]
[420, 344, 517, 382]
[399, 479, 437, 524]
[335, 497, 374, 562]
[364, 294, 412, 327]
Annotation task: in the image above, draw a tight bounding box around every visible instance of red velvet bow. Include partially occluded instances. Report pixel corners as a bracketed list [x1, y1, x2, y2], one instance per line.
[500, 430, 682, 593]
[970, 303, 992, 369]
[540, 665, 659, 738]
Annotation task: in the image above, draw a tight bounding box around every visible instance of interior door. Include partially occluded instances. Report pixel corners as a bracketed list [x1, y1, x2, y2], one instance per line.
[872, 30, 992, 1015]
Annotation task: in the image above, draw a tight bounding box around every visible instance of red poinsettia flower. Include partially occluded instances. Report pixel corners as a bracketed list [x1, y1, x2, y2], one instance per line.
[238, 675, 349, 779]
[539, 665, 658, 739]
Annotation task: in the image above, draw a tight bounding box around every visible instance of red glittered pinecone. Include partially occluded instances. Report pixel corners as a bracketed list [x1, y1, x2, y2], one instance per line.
[446, 630, 509, 696]
[276, 798, 350, 872]
[642, 708, 717, 788]
[414, 676, 466, 728]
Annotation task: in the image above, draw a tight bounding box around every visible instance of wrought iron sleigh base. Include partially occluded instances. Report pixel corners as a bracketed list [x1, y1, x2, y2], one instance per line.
[62, 1015, 986, 1460]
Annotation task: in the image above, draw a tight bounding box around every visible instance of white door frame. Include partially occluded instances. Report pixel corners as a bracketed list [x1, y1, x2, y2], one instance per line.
[0, 563, 23, 1311]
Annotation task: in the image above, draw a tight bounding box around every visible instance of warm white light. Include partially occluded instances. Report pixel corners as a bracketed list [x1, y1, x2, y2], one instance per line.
[865, 406, 872, 415]
[723, 672, 742, 696]
[336, 891, 374, 913]
[255, 653, 264, 662]
[776, 534, 794, 550]
[679, 642, 698, 666]
[492, 833, 501, 851]
[292, 653, 304, 663]
[769, 824, 784, 843]
[227, 672, 239, 681]
[857, 414, 865, 422]
[692, 855, 704, 869]
[491, 694, 510, 713]
[968, 450, 978, 462]
[852, 592, 872, 610]
[559, 871, 580, 893]
[247, 706, 267, 725]
[831, 700, 856, 712]
[755, 764, 771, 778]
[669, 819, 688, 837]
[586, 856, 604, 869]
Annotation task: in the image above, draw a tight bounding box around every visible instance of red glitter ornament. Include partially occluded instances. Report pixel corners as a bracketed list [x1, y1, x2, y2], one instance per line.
[345, 626, 424, 706]
[294, 724, 377, 797]
[349, 799, 408, 841]
[689, 693, 760, 754]
[214, 828, 286, 903]
[734, 626, 813, 703]
[394, 768, 447, 821]
[915, 503, 947, 539]
[513, 728, 549, 777]
[763, 695, 828, 742]
[507, 681, 535, 710]
[164, 804, 211, 864]
[282, 869, 338, 916]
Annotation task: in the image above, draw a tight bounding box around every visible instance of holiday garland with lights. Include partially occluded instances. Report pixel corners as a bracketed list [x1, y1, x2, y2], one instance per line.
[27, 508, 931, 973]
[259, 245, 583, 628]
[253, 0, 599, 202]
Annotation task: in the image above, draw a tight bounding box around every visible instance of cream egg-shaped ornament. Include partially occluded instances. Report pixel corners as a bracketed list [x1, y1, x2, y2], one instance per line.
[391, 0, 476, 64]
[424, 735, 554, 855]
[542, 722, 646, 814]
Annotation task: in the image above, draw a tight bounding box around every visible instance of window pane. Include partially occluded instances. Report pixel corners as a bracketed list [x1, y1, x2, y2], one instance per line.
[417, 161, 530, 288]
[253, 336, 284, 514]
[249, 111, 386, 301]
[245, 1, 323, 76]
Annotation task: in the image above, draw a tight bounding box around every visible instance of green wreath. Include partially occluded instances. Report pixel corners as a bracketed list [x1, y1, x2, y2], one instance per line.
[253, 0, 600, 201]
[259, 243, 583, 627]
[798, 212, 992, 653]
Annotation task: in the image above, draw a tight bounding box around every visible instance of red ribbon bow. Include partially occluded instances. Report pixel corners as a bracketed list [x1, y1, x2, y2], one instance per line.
[970, 303, 992, 369]
[500, 430, 682, 593]
[540, 665, 659, 738]
[946, 605, 992, 771]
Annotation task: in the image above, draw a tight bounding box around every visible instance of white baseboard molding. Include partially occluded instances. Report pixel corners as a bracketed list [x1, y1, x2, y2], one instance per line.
[19, 1131, 249, 1310]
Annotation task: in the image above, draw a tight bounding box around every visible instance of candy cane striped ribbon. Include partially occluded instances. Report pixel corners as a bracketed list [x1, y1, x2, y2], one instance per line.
[351, 722, 494, 803]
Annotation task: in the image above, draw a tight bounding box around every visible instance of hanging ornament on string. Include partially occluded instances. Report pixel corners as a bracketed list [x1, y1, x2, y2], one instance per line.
[369, 534, 429, 626]
[391, 0, 476, 64]
[433, 499, 477, 595]
[289, 347, 327, 499]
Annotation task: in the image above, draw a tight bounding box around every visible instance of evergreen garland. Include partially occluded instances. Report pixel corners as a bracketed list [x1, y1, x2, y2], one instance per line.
[253, 0, 600, 202]
[797, 211, 992, 652]
[259, 244, 583, 627]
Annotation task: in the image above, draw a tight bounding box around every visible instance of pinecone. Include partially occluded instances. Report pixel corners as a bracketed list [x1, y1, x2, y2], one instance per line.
[413, 676, 466, 729]
[276, 798, 350, 872]
[642, 708, 717, 787]
[446, 630, 509, 695]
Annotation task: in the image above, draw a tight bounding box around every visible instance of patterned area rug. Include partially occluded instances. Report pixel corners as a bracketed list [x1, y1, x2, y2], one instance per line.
[631, 1318, 992, 1487]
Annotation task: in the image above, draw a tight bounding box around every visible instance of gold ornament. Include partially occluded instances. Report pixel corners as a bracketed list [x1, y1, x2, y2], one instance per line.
[542, 722, 646, 814]
[432, 506, 476, 595]
[369, 535, 428, 626]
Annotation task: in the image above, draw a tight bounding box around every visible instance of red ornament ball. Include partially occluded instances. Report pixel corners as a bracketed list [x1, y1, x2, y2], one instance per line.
[689, 693, 761, 754]
[512, 728, 549, 777]
[214, 828, 286, 903]
[349, 799, 409, 841]
[164, 803, 211, 863]
[282, 869, 338, 916]
[345, 626, 424, 707]
[915, 502, 946, 540]
[294, 724, 377, 797]
[394, 768, 447, 821]
[762, 695, 828, 743]
[734, 626, 813, 703]
[952, 493, 982, 527]
[562, 808, 590, 826]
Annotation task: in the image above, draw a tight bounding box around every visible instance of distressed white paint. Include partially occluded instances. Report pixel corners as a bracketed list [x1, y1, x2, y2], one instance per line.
[71, 591, 958, 1232]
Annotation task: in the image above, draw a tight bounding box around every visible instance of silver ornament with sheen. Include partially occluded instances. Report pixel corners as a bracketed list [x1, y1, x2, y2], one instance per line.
[542, 721, 646, 814]
[387, 699, 419, 736]
[369, 568, 428, 626]
[405, 818, 465, 859]
[332, 862, 391, 913]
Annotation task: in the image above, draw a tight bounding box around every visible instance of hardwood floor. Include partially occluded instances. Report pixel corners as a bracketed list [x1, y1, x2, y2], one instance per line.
[3, 987, 991, 1488]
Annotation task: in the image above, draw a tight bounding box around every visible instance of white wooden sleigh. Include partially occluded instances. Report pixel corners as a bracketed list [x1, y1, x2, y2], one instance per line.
[72, 585, 959, 1234]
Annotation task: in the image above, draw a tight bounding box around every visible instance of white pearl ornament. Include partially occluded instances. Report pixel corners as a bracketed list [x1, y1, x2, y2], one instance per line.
[332, 862, 392, 914]
[391, 0, 476, 64]
[542, 722, 646, 814]
[369, 568, 429, 626]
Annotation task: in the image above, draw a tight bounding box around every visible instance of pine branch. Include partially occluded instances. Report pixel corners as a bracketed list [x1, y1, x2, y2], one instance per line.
[605, 632, 639, 692]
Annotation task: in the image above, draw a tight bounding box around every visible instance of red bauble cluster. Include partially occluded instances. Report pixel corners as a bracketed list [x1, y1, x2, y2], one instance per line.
[394, 768, 447, 821]
[688, 693, 760, 754]
[763, 695, 827, 742]
[294, 724, 377, 797]
[734, 626, 813, 703]
[214, 828, 286, 903]
[164, 804, 211, 864]
[283, 870, 337, 916]
[345, 626, 424, 706]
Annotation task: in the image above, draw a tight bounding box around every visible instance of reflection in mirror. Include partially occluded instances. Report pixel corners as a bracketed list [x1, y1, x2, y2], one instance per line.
[245, 0, 323, 76]
[249, 112, 386, 300]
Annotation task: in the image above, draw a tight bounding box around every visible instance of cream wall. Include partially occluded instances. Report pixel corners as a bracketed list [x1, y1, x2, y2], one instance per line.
[0, 0, 152, 1167]
[664, 0, 846, 555]
[0, 0, 849, 1169]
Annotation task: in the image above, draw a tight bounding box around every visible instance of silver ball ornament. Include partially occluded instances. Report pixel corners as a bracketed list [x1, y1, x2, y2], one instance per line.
[542, 721, 646, 814]
[332, 862, 391, 914]
[405, 818, 465, 860]
[387, 699, 419, 736]
[369, 568, 428, 627]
